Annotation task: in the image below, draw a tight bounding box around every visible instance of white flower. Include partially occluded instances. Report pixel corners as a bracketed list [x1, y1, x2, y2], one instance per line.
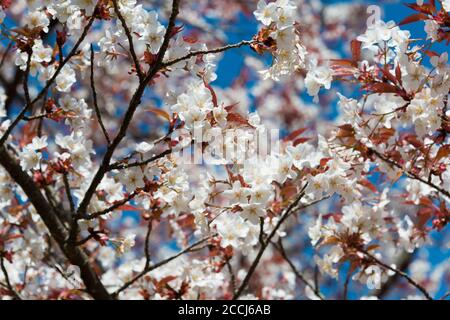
[32, 40, 53, 64]
[136, 141, 155, 154]
[215, 214, 250, 248]
[305, 65, 332, 102]
[443, 0, 450, 12]
[117, 234, 136, 254]
[56, 65, 76, 92]
[308, 215, 323, 246]
[144, 23, 165, 54]
[240, 202, 266, 224]
[424, 20, 439, 42]
[73, 0, 97, 16]
[20, 147, 42, 171]
[274, 4, 295, 29]
[430, 52, 448, 71]
[27, 10, 50, 33]
[119, 167, 145, 192]
[443, 170, 450, 192]
[66, 9, 84, 31]
[31, 136, 48, 150]
[223, 181, 251, 205]
[213, 105, 228, 127]
[253, 0, 277, 26]
[305, 174, 329, 200]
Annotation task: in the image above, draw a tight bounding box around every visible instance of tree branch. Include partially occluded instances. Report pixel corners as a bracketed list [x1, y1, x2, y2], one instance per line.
[371, 148, 450, 200]
[83, 191, 138, 220]
[233, 186, 308, 299]
[112, 0, 144, 80]
[372, 251, 414, 299]
[0, 254, 21, 300]
[162, 40, 254, 69]
[108, 148, 172, 171]
[0, 146, 112, 300]
[274, 238, 324, 300]
[90, 44, 111, 145]
[362, 249, 433, 300]
[112, 234, 211, 298]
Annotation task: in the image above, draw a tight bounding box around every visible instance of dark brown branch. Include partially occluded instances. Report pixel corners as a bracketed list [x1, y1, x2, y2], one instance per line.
[90, 44, 111, 145]
[0, 255, 21, 300]
[0, 146, 112, 300]
[23, 113, 50, 121]
[0, 41, 13, 70]
[143, 219, 153, 269]
[162, 40, 254, 69]
[108, 148, 172, 170]
[274, 238, 324, 300]
[22, 53, 32, 107]
[362, 249, 433, 300]
[82, 191, 138, 220]
[343, 267, 352, 300]
[63, 173, 75, 213]
[372, 251, 413, 299]
[226, 258, 237, 296]
[112, 0, 144, 80]
[371, 148, 450, 200]
[440, 292, 450, 300]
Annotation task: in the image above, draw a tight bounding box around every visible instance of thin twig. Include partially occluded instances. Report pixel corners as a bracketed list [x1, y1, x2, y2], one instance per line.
[63, 173, 75, 213]
[362, 250, 433, 300]
[90, 44, 111, 145]
[0, 255, 21, 300]
[108, 149, 172, 170]
[343, 267, 352, 300]
[274, 239, 324, 300]
[112, 235, 212, 297]
[23, 113, 50, 121]
[22, 53, 32, 107]
[162, 40, 254, 69]
[233, 186, 308, 299]
[371, 148, 450, 200]
[82, 191, 138, 220]
[226, 258, 237, 296]
[112, 0, 144, 80]
[143, 219, 153, 269]
[0, 41, 13, 70]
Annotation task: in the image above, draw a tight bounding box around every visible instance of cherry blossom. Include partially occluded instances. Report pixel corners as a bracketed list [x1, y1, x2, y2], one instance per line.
[0, 0, 447, 302]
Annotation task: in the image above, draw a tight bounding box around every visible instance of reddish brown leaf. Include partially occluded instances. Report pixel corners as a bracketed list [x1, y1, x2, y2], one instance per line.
[147, 107, 171, 122]
[284, 128, 308, 142]
[435, 145, 450, 163]
[350, 39, 362, 62]
[369, 82, 399, 94]
[360, 178, 378, 193]
[399, 13, 429, 25]
[405, 3, 435, 15]
[202, 77, 218, 108]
